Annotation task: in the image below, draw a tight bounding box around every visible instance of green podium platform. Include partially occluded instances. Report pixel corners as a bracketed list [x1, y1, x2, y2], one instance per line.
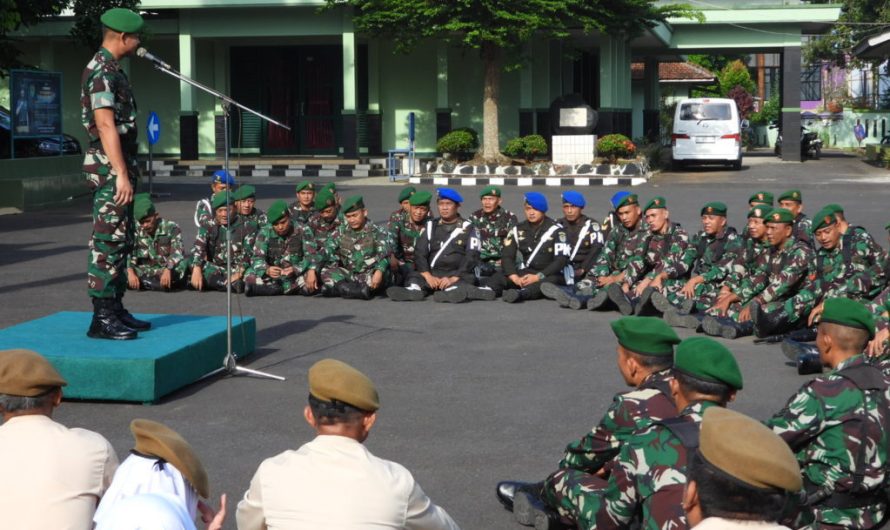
[0, 312, 256, 403]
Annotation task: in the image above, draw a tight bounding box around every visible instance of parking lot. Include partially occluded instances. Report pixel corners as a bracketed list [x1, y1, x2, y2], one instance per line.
[1, 149, 889, 528]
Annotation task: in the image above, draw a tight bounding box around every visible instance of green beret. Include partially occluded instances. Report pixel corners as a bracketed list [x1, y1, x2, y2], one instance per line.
[480, 185, 502, 198]
[610, 317, 681, 357]
[341, 195, 365, 214]
[643, 196, 667, 213]
[615, 194, 639, 209]
[811, 207, 838, 232]
[211, 191, 231, 210]
[314, 190, 336, 211]
[295, 181, 314, 193]
[266, 199, 290, 224]
[674, 337, 743, 390]
[233, 184, 256, 201]
[821, 297, 875, 340]
[823, 203, 844, 215]
[309, 358, 379, 412]
[766, 207, 794, 224]
[133, 194, 156, 221]
[409, 190, 433, 206]
[321, 182, 336, 194]
[700, 407, 802, 493]
[100, 8, 144, 33]
[748, 191, 774, 206]
[700, 201, 727, 217]
[397, 186, 416, 203]
[778, 189, 802, 203]
[747, 206, 772, 220]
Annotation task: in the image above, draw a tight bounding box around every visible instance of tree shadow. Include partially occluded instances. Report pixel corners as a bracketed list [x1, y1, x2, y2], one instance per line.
[0, 243, 83, 267]
[0, 271, 83, 295]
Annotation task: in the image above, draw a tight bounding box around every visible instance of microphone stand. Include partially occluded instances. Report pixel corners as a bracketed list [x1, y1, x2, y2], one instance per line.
[145, 57, 287, 382]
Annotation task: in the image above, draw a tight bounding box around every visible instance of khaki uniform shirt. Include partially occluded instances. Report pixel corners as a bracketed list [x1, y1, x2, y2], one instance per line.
[0, 415, 118, 530]
[236, 434, 460, 530]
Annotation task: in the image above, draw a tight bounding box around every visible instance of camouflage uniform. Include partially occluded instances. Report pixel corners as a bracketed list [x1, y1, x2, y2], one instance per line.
[795, 212, 813, 247]
[767, 354, 890, 529]
[239, 207, 267, 227]
[194, 197, 214, 229]
[288, 202, 316, 226]
[306, 211, 343, 250]
[579, 221, 650, 296]
[81, 47, 139, 299]
[557, 215, 605, 284]
[662, 228, 743, 311]
[543, 401, 717, 530]
[624, 223, 689, 288]
[706, 233, 771, 319]
[318, 221, 391, 290]
[190, 217, 258, 290]
[127, 218, 188, 288]
[246, 222, 315, 295]
[388, 211, 430, 286]
[741, 237, 816, 325]
[469, 207, 518, 271]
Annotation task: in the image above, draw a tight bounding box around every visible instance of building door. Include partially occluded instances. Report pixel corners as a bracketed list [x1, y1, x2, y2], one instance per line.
[230, 45, 342, 156]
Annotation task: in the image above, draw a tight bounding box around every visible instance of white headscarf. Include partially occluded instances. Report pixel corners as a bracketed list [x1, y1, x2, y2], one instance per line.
[94, 493, 197, 530]
[94, 453, 200, 528]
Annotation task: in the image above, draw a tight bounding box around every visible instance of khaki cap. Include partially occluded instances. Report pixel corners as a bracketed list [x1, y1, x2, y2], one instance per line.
[309, 359, 379, 412]
[131, 419, 210, 498]
[0, 349, 66, 397]
[699, 407, 801, 492]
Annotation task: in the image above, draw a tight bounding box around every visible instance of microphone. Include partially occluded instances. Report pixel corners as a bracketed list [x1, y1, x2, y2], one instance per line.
[136, 47, 172, 70]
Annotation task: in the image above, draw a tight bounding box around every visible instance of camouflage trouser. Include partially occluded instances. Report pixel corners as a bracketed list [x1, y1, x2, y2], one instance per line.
[129, 263, 188, 290]
[87, 174, 135, 299]
[245, 272, 310, 295]
[541, 468, 604, 528]
[663, 277, 719, 312]
[796, 503, 887, 530]
[320, 266, 390, 291]
[705, 296, 809, 326]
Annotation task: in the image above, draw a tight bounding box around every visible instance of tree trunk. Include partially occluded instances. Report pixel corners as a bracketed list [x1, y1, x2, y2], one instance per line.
[482, 43, 501, 163]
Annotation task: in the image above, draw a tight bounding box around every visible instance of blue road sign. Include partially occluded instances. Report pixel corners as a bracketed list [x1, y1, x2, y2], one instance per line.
[146, 112, 160, 145]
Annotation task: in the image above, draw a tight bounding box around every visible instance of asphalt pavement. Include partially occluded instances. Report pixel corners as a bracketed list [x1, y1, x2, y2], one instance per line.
[1, 149, 889, 529]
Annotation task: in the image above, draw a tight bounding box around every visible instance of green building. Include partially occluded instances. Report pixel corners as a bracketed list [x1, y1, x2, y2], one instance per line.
[4, 0, 839, 162]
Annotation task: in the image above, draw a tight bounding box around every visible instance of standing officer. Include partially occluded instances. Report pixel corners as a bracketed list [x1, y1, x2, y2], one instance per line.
[81, 7, 150, 340]
[469, 185, 518, 295]
[495, 192, 570, 303]
[126, 194, 188, 291]
[767, 298, 890, 529]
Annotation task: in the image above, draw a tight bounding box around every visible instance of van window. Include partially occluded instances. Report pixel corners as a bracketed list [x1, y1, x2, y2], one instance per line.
[679, 103, 733, 121]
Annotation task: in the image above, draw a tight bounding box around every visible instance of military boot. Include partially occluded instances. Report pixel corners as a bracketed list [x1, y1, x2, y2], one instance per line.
[664, 308, 704, 330]
[541, 283, 576, 308]
[788, 326, 818, 342]
[796, 351, 824, 375]
[208, 273, 228, 292]
[781, 338, 819, 362]
[496, 481, 533, 511]
[245, 282, 284, 297]
[336, 281, 371, 300]
[87, 298, 137, 340]
[650, 291, 672, 313]
[512, 482, 547, 527]
[752, 304, 790, 338]
[140, 277, 163, 291]
[433, 284, 469, 303]
[607, 284, 634, 315]
[535, 510, 574, 530]
[586, 289, 611, 311]
[466, 285, 497, 301]
[113, 295, 151, 331]
[702, 315, 753, 339]
[503, 288, 530, 303]
[386, 285, 426, 302]
[634, 287, 657, 316]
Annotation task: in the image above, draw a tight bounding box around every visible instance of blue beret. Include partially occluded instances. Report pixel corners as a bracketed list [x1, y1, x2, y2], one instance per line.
[437, 188, 463, 204]
[562, 190, 586, 208]
[212, 170, 235, 186]
[524, 192, 548, 213]
[611, 191, 631, 209]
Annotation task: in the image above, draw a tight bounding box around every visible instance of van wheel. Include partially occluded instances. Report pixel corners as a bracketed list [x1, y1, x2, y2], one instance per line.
[732, 159, 742, 171]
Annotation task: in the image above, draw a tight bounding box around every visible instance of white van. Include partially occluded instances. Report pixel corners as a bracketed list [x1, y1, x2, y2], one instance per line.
[671, 98, 746, 171]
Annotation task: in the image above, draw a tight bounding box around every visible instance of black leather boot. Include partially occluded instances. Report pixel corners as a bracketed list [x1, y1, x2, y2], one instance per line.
[140, 276, 163, 291]
[541, 283, 579, 308]
[586, 289, 611, 311]
[245, 282, 284, 297]
[511, 482, 548, 526]
[788, 326, 817, 342]
[607, 284, 634, 315]
[87, 298, 137, 340]
[496, 481, 532, 511]
[796, 351, 824, 375]
[113, 295, 151, 331]
[752, 304, 790, 338]
[337, 282, 371, 300]
[634, 287, 657, 315]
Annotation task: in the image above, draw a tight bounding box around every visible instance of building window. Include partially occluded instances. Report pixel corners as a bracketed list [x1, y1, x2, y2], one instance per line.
[801, 66, 821, 102]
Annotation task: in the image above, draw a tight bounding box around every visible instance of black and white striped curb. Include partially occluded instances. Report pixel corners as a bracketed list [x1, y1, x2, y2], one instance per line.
[407, 176, 647, 187]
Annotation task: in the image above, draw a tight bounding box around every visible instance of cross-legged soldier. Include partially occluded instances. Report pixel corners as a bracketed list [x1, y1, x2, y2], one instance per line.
[189, 192, 258, 293]
[126, 194, 188, 292]
[469, 185, 518, 296]
[245, 200, 318, 297]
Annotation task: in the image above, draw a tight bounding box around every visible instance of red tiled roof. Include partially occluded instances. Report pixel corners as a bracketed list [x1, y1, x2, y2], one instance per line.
[630, 61, 716, 82]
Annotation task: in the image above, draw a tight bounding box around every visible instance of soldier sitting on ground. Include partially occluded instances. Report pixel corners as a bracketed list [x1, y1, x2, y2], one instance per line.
[306, 189, 342, 248]
[616, 196, 689, 316]
[388, 186, 415, 226]
[777, 189, 812, 247]
[469, 186, 518, 296]
[126, 194, 188, 291]
[748, 190, 774, 209]
[288, 180, 316, 225]
[542, 193, 647, 311]
[233, 184, 266, 226]
[190, 191, 257, 293]
[195, 170, 235, 229]
[495, 317, 681, 528]
[387, 188, 431, 287]
[317, 195, 390, 300]
[245, 200, 318, 297]
[387, 189, 492, 303]
[651, 202, 743, 331]
[556, 191, 604, 289]
[493, 192, 570, 304]
[767, 298, 890, 530]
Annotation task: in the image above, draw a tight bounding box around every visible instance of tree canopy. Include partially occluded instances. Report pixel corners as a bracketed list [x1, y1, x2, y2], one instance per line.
[0, 0, 67, 76]
[806, 0, 890, 66]
[69, 0, 142, 52]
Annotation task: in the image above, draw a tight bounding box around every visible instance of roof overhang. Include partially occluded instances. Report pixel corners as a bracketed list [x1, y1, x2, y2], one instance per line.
[853, 31, 890, 60]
